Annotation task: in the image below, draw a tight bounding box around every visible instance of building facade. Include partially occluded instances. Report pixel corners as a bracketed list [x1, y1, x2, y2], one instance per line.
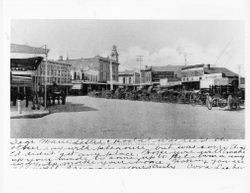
[68, 56, 119, 82]
[34, 60, 72, 94]
[10, 44, 48, 101]
[65, 54, 120, 95]
[181, 64, 239, 90]
[140, 65, 183, 87]
[118, 70, 140, 88]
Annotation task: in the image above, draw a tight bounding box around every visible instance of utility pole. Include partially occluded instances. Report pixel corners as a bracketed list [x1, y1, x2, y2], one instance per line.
[238, 65, 241, 89]
[44, 44, 48, 109]
[136, 55, 143, 89]
[133, 71, 136, 90]
[184, 53, 187, 66]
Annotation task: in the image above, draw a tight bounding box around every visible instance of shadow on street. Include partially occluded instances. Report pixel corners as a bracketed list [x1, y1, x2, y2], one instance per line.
[48, 102, 98, 114]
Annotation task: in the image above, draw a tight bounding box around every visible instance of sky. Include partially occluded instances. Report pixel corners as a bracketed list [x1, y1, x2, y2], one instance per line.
[11, 19, 244, 74]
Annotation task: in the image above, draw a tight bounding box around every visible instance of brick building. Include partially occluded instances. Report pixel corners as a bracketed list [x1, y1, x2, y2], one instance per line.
[34, 60, 72, 94]
[64, 54, 120, 95]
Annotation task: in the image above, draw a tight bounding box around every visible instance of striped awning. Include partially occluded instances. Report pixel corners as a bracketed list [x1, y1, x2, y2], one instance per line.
[11, 74, 33, 86]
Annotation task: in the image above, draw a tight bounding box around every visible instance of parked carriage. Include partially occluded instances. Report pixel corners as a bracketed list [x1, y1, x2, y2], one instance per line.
[48, 83, 66, 105]
[189, 89, 210, 106]
[35, 82, 66, 107]
[205, 85, 244, 110]
[87, 82, 244, 112]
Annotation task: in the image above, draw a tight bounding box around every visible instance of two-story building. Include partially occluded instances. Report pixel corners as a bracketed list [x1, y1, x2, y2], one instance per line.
[64, 49, 120, 95]
[35, 60, 72, 95]
[118, 70, 140, 89]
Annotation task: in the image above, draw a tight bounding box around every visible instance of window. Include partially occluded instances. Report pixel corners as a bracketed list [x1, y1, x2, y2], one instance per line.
[123, 77, 125, 84]
[77, 72, 80, 80]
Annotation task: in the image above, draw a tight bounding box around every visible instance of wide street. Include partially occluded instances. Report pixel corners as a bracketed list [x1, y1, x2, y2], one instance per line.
[11, 96, 245, 139]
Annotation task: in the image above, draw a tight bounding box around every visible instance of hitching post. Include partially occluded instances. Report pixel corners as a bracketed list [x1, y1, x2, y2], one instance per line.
[17, 100, 22, 114]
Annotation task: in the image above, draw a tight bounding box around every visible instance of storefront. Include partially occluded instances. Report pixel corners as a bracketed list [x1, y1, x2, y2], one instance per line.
[10, 57, 43, 102]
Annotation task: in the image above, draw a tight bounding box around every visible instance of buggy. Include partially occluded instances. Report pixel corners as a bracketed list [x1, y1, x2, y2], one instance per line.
[206, 85, 244, 110]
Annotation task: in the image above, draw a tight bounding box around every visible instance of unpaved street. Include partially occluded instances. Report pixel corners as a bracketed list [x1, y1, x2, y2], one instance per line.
[11, 96, 245, 139]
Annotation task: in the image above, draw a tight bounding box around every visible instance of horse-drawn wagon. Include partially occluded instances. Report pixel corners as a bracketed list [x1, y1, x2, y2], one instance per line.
[205, 85, 244, 110]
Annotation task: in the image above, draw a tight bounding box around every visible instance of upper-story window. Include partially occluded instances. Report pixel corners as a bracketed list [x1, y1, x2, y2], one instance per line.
[74, 72, 77, 80]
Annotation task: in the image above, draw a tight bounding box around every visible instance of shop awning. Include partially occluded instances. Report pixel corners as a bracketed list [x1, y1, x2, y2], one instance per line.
[11, 57, 43, 71]
[11, 74, 33, 86]
[71, 84, 82, 90]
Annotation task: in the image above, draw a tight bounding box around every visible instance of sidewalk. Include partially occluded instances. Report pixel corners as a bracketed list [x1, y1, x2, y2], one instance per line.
[11, 100, 50, 119]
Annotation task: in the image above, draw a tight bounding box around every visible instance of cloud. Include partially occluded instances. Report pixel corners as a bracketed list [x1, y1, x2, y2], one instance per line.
[116, 39, 244, 75]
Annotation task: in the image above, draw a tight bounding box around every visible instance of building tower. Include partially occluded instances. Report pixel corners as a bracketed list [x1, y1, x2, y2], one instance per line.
[111, 45, 119, 62]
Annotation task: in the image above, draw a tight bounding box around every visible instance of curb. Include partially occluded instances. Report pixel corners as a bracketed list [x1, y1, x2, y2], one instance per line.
[11, 111, 50, 119]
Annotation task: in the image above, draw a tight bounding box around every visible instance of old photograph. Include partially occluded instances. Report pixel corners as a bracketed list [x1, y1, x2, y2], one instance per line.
[10, 20, 245, 139]
[2, 0, 249, 192]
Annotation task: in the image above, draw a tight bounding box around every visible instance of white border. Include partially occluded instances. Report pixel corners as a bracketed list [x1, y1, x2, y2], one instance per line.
[2, 0, 250, 193]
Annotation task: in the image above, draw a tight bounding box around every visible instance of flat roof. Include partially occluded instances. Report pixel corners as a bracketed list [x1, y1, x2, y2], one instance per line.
[11, 43, 49, 55]
[181, 64, 205, 70]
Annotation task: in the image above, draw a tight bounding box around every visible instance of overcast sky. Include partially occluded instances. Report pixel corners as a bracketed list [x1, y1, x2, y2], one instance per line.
[11, 20, 244, 74]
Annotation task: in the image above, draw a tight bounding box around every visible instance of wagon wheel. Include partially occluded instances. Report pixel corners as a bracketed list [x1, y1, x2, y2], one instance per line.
[206, 95, 213, 110]
[190, 93, 196, 106]
[235, 97, 241, 110]
[198, 97, 203, 106]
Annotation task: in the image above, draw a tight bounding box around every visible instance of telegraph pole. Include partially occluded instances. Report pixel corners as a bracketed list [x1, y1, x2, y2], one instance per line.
[136, 55, 143, 88]
[44, 44, 48, 109]
[133, 71, 136, 90]
[184, 53, 187, 66]
[238, 65, 241, 89]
